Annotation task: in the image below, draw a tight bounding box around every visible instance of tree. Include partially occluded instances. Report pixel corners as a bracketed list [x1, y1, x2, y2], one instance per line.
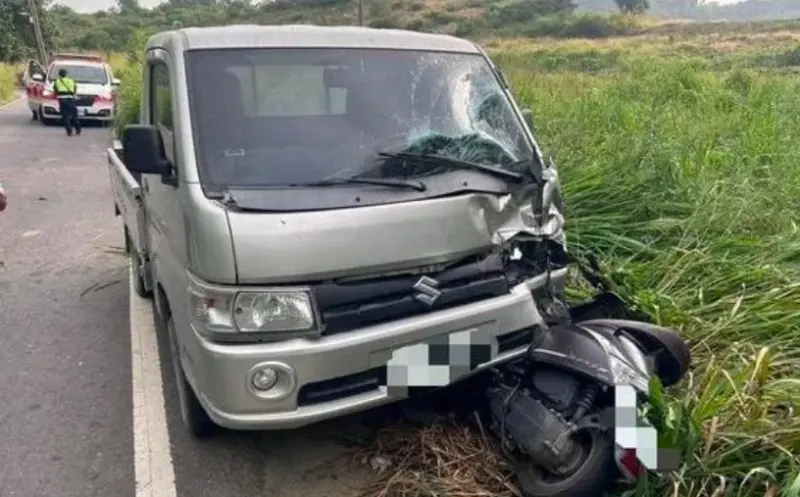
[0, 0, 55, 62]
[614, 0, 649, 14]
[117, 0, 141, 13]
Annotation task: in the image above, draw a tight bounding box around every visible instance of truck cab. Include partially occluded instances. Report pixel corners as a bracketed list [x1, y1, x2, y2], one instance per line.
[107, 24, 567, 437]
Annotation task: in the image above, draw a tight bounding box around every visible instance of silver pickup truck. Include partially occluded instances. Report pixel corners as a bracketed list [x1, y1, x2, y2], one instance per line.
[107, 24, 568, 438]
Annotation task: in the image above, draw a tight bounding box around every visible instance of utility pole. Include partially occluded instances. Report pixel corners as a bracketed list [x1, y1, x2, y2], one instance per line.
[26, 0, 48, 66]
[357, 0, 363, 26]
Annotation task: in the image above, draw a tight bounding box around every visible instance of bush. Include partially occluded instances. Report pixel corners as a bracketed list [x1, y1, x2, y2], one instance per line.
[525, 12, 646, 38]
[113, 29, 150, 137]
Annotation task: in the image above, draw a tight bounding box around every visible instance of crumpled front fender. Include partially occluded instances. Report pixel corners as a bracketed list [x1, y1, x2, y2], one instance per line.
[474, 159, 566, 249]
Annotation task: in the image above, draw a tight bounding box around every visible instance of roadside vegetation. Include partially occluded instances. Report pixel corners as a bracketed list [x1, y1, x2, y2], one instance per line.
[4, 0, 800, 495]
[0, 64, 17, 103]
[509, 53, 800, 497]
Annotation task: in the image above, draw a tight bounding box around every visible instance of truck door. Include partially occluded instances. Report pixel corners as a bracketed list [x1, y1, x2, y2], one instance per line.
[141, 48, 190, 318]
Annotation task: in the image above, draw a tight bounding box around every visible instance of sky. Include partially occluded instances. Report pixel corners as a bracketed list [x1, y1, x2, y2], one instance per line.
[57, 0, 745, 14]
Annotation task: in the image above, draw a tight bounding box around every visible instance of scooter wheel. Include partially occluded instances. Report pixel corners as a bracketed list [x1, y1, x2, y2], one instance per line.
[515, 430, 614, 497]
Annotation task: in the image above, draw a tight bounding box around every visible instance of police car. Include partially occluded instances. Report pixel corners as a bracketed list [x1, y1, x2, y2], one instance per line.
[23, 54, 120, 126]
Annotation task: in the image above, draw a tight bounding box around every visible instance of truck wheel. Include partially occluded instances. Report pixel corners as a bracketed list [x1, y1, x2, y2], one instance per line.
[167, 316, 217, 438]
[128, 240, 152, 299]
[32, 109, 38, 121]
[39, 107, 53, 126]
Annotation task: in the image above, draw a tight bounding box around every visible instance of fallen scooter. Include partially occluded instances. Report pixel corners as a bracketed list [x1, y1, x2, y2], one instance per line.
[479, 261, 691, 497]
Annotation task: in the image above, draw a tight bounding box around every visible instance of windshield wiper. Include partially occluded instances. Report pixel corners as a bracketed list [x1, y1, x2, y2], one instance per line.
[290, 177, 427, 192]
[375, 152, 526, 183]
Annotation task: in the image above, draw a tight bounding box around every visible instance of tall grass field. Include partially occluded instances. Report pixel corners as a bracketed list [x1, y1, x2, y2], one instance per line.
[112, 27, 800, 497]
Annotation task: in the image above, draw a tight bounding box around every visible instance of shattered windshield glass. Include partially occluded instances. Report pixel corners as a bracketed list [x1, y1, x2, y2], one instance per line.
[185, 48, 534, 193]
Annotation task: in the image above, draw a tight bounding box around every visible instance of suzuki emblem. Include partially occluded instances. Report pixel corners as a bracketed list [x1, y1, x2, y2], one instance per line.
[413, 276, 442, 307]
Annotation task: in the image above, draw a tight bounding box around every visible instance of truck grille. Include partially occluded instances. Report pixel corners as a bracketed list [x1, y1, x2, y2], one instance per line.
[312, 252, 511, 336]
[75, 95, 95, 107]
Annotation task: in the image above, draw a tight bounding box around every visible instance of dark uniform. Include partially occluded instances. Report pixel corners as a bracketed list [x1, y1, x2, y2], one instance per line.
[53, 70, 81, 136]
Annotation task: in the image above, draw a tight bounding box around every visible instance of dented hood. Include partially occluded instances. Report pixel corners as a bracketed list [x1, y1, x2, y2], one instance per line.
[225, 166, 564, 284]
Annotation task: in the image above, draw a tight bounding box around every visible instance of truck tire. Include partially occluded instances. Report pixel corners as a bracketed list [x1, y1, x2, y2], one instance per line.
[39, 107, 54, 126]
[38, 106, 47, 125]
[167, 316, 217, 438]
[127, 234, 151, 299]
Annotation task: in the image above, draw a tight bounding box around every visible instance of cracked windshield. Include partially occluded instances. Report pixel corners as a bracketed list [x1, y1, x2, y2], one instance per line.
[186, 48, 534, 190]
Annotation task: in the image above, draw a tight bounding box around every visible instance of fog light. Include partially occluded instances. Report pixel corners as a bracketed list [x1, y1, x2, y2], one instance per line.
[251, 367, 278, 391]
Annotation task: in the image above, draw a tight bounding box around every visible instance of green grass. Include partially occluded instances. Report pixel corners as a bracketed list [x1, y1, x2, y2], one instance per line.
[509, 58, 800, 496]
[0, 64, 18, 103]
[110, 27, 800, 496]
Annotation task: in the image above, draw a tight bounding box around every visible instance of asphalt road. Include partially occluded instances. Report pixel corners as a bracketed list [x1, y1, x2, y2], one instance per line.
[0, 96, 377, 497]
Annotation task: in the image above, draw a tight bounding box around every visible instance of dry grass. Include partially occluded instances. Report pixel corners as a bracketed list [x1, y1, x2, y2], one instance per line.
[356, 422, 520, 497]
[482, 28, 800, 57]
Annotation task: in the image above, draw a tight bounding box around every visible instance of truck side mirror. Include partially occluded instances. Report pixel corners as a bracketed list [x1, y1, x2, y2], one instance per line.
[112, 78, 121, 86]
[521, 107, 534, 129]
[122, 125, 172, 176]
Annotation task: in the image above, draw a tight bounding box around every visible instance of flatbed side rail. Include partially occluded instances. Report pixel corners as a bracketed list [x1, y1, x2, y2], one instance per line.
[108, 143, 141, 200]
[107, 145, 147, 257]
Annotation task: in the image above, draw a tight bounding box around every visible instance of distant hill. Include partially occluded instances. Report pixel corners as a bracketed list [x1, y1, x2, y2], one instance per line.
[575, 0, 800, 21]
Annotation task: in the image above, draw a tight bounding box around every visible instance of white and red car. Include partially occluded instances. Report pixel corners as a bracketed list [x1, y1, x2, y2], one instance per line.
[22, 54, 119, 126]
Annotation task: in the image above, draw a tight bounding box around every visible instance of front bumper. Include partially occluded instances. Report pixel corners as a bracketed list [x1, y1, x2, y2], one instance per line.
[181, 269, 566, 431]
[40, 99, 115, 121]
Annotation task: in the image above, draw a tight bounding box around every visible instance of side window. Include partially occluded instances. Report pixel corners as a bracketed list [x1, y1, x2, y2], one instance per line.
[149, 62, 175, 163]
[150, 63, 173, 130]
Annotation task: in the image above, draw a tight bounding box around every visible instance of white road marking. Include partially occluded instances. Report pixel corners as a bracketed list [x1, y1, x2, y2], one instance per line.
[130, 268, 178, 497]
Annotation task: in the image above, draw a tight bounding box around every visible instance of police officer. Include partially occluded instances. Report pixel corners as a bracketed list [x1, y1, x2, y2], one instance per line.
[53, 68, 81, 136]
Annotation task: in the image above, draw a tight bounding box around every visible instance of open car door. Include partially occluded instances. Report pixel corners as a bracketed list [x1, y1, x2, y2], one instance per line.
[24, 59, 46, 120]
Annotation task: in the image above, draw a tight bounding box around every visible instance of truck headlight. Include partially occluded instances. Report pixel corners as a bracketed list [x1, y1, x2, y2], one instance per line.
[233, 292, 315, 332]
[187, 274, 318, 341]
